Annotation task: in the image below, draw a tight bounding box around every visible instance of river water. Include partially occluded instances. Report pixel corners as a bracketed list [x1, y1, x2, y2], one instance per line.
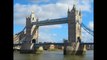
[14, 50, 93, 60]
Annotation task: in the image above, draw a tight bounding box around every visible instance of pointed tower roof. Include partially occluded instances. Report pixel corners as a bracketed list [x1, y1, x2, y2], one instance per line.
[67, 7, 70, 13]
[72, 4, 76, 11]
[79, 10, 81, 15]
[30, 11, 35, 17]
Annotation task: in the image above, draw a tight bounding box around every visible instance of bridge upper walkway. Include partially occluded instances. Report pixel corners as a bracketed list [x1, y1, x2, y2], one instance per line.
[32, 18, 68, 26]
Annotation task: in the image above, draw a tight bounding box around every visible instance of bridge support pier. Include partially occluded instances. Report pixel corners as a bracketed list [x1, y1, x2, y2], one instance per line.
[75, 44, 86, 55]
[20, 43, 36, 53]
[63, 40, 68, 55]
[64, 42, 86, 55]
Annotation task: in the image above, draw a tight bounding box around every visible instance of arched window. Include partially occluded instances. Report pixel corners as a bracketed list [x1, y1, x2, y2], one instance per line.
[32, 17, 34, 20]
[77, 37, 81, 43]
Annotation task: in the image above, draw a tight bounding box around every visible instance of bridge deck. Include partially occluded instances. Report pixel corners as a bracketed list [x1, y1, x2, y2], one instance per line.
[32, 18, 68, 26]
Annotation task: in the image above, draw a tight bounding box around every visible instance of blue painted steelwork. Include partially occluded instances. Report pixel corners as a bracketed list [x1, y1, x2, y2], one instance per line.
[32, 17, 68, 26]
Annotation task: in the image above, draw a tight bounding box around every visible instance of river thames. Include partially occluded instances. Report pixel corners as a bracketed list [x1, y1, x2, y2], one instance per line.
[14, 50, 93, 60]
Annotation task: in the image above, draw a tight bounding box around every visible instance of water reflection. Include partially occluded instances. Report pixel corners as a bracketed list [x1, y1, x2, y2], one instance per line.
[14, 50, 93, 60]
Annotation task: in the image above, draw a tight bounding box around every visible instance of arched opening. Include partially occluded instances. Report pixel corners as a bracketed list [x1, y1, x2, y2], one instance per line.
[32, 39, 36, 43]
[77, 37, 81, 43]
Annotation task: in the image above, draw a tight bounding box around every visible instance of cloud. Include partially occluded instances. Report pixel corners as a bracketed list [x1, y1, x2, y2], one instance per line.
[82, 28, 93, 43]
[37, 25, 62, 42]
[53, 34, 57, 36]
[57, 0, 93, 12]
[38, 32, 56, 43]
[82, 21, 94, 43]
[14, 3, 68, 25]
[29, 0, 49, 3]
[40, 25, 62, 29]
[88, 21, 94, 31]
[14, 0, 93, 25]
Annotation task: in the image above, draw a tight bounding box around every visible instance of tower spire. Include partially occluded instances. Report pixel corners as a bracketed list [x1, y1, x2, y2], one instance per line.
[67, 6, 70, 13]
[73, 0, 79, 9]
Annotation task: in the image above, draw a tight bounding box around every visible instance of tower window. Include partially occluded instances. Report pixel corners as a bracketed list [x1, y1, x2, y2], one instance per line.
[32, 17, 34, 20]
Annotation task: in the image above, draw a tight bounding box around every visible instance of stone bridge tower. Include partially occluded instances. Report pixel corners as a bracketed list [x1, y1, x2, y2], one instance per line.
[20, 11, 39, 53]
[68, 5, 82, 45]
[65, 5, 85, 55]
[26, 11, 39, 43]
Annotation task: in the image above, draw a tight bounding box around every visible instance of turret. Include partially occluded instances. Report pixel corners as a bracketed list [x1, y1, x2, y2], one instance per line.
[30, 11, 37, 22]
[72, 4, 76, 12]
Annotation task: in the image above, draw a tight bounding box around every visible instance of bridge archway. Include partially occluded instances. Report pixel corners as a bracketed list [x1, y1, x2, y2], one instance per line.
[38, 24, 68, 43]
[31, 39, 36, 43]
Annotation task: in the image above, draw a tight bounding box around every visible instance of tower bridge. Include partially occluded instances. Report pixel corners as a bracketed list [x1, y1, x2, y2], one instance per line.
[14, 4, 94, 55]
